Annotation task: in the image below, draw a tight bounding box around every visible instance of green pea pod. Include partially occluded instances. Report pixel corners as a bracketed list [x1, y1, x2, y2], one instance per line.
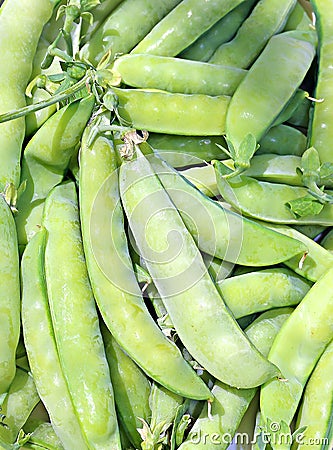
[283, 1, 312, 31]
[79, 127, 211, 400]
[147, 133, 227, 168]
[131, 0, 246, 57]
[149, 384, 183, 432]
[42, 182, 121, 450]
[0, 196, 20, 395]
[146, 150, 307, 266]
[80, 0, 181, 66]
[217, 268, 312, 319]
[27, 422, 64, 450]
[112, 54, 246, 96]
[0, 0, 55, 190]
[260, 266, 333, 449]
[257, 222, 333, 282]
[181, 165, 219, 197]
[179, 0, 258, 62]
[21, 228, 89, 450]
[0, 368, 40, 445]
[272, 89, 309, 128]
[179, 308, 293, 450]
[15, 94, 95, 248]
[294, 339, 333, 450]
[309, 0, 333, 164]
[119, 144, 279, 389]
[113, 87, 230, 135]
[257, 124, 307, 157]
[80, 0, 123, 45]
[102, 328, 151, 449]
[25, 88, 57, 138]
[214, 168, 333, 226]
[209, 0, 296, 67]
[225, 31, 316, 153]
[292, 224, 327, 240]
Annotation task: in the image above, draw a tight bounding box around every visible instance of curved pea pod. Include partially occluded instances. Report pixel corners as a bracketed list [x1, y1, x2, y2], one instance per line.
[147, 133, 227, 168]
[283, 1, 312, 31]
[0, 196, 20, 395]
[0, 0, 55, 190]
[27, 422, 64, 450]
[181, 165, 219, 197]
[79, 127, 211, 400]
[217, 268, 312, 319]
[259, 222, 333, 282]
[15, 94, 95, 249]
[209, 0, 296, 67]
[80, 0, 123, 45]
[260, 265, 333, 449]
[80, 0, 181, 66]
[179, 0, 258, 62]
[214, 167, 333, 226]
[309, 0, 333, 164]
[102, 329, 151, 449]
[0, 368, 40, 445]
[293, 339, 333, 450]
[120, 145, 280, 389]
[222, 154, 303, 186]
[179, 308, 293, 450]
[42, 182, 121, 450]
[112, 54, 246, 96]
[25, 88, 57, 137]
[257, 124, 307, 156]
[21, 228, 89, 450]
[146, 151, 307, 266]
[131, 0, 246, 57]
[113, 87, 230, 135]
[225, 31, 316, 152]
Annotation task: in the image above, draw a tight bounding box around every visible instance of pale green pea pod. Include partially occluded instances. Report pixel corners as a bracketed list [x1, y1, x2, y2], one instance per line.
[283, 1, 312, 31]
[112, 54, 247, 96]
[260, 266, 333, 450]
[21, 228, 89, 450]
[217, 268, 312, 319]
[209, 0, 297, 68]
[27, 422, 65, 450]
[146, 149, 307, 266]
[321, 228, 333, 252]
[272, 89, 309, 128]
[0, 368, 40, 445]
[259, 222, 333, 282]
[181, 165, 219, 197]
[131, 0, 246, 57]
[225, 31, 316, 152]
[102, 328, 151, 449]
[221, 154, 303, 186]
[0, 196, 20, 395]
[15, 94, 95, 249]
[293, 339, 333, 450]
[179, 0, 258, 62]
[113, 87, 230, 136]
[79, 127, 211, 401]
[42, 182, 121, 450]
[0, 0, 55, 190]
[287, 96, 311, 128]
[149, 383, 183, 431]
[147, 133, 227, 168]
[214, 171, 333, 226]
[119, 144, 280, 389]
[257, 124, 307, 156]
[25, 88, 57, 137]
[179, 308, 293, 450]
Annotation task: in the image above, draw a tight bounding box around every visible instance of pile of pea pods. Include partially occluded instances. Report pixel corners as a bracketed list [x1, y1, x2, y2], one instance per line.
[1, 0, 333, 449]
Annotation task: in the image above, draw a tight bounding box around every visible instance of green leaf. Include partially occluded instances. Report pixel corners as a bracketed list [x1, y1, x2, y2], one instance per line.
[235, 133, 258, 169]
[301, 147, 321, 187]
[286, 195, 324, 218]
